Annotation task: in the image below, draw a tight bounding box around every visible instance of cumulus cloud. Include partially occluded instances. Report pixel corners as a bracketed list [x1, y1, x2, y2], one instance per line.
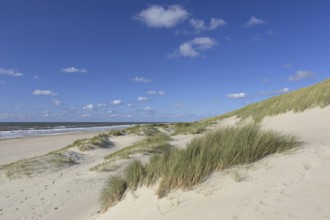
[112, 99, 122, 105]
[260, 88, 290, 96]
[137, 96, 149, 102]
[52, 99, 61, 106]
[32, 90, 57, 96]
[61, 66, 87, 73]
[243, 16, 266, 28]
[289, 71, 314, 81]
[189, 18, 226, 32]
[143, 106, 154, 112]
[135, 5, 188, 28]
[0, 68, 23, 77]
[131, 76, 152, 83]
[227, 92, 248, 99]
[147, 90, 166, 96]
[83, 104, 94, 110]
[173, 37, 217, 58]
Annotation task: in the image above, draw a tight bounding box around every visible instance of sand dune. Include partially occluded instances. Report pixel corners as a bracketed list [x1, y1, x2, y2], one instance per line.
[94, 106, 330, 220]
[1, 106, 329, 220]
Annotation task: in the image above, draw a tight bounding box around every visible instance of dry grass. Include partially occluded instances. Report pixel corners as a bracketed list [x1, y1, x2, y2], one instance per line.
[101, 124, 300, 210]
[206, 78, 330, 122]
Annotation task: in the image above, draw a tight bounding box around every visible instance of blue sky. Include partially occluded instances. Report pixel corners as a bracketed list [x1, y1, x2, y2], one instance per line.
[0, 0, 329, 122]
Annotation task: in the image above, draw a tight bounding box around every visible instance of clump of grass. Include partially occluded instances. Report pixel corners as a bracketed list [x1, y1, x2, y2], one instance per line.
[66, 134, 112, 152]
[105, 133, 171, 160]
[125, 160, 145, 191]
[108, 130, 126, 136]
[101, 176, 127, 211]
[172, 122, 210, 135]
[206, 78, 330, 122]
[101, 124, 300, 210]
[0, 151, 79, 178]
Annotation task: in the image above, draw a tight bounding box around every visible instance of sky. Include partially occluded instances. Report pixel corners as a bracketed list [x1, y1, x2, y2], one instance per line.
[0, 0, 330, 122]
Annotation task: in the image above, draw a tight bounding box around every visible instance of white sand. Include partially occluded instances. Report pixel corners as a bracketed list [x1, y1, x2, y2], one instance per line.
[1, 106, 330, 220]
[94, 106, 330, 220]
[0, 133, 144, 220]
[0, 131, 109, 165]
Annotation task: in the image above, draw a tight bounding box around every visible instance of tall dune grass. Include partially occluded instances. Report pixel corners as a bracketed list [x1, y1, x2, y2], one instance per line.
[207, 78, 330, 122]
[101, 124, 300, 210]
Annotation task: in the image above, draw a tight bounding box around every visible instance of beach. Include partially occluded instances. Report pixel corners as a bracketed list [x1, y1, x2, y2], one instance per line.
[0, 106, 329, 220]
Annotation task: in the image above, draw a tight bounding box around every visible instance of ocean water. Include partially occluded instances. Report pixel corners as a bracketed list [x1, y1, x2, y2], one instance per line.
[0, 122, 137, 139]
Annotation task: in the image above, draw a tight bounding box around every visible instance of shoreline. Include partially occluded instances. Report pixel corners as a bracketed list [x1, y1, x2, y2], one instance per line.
[0, 130, 112, 166]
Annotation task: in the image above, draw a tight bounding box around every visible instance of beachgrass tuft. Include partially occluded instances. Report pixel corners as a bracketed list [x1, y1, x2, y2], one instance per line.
[101, 176, 127, 211]
[101, 124, 300, 210]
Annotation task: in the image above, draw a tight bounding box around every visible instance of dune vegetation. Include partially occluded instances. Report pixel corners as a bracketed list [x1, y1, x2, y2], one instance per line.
[206, 78, 330, 122]
[100, 124, 300, 210]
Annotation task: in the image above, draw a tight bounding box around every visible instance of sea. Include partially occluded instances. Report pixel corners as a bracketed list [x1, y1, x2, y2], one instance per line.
[0, 122, 139, 140]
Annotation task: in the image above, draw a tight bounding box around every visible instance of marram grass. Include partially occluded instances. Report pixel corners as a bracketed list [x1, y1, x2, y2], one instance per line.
[101, 124, 300, 210]
[101, 176, 127, 211]
[206, 78, 330, 122]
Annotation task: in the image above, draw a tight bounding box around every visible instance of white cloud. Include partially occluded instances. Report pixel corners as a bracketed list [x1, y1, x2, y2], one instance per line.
[131, 76, 152, 83]
[143, 106, 153, 111]
[0, 68, 23, 77]
[147, 90, 166, 96]
[137, 96, 149, 102]
[147, 90, 157, 95]
[61, 66, 87, 73]
[289, 70, 314, 81]
[178, 42, 199, 57]
[227, 92, 248, 99]
[209, 18, 227, 29]
[32, 89, 57, 96]
[52, 99, 61, 106]
[112, 99, 122, 105]
[135, 5, 188, 28]
[174, 37, 217, 58]
[83, 104, 94, 110]
[189, 18, 226, 32]
[33, 75, 39, 80]
[97, 103, 107, 107]
[81, 114, 90, 118]
[158, 90, 166, 96]
[243, 16, 266, 28]
[127, 103, 133, 108]
[260, 87, 290, 96]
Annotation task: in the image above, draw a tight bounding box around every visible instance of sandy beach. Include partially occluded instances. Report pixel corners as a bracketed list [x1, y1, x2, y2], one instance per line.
[0, 131, 113, 166]
[0, 106, 330, 220]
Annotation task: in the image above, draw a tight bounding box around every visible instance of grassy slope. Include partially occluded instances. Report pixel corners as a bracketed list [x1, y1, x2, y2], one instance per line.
[206, 78, 330, 122]
[100, 78, 330, 210]
[101, 125, 300, 210]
